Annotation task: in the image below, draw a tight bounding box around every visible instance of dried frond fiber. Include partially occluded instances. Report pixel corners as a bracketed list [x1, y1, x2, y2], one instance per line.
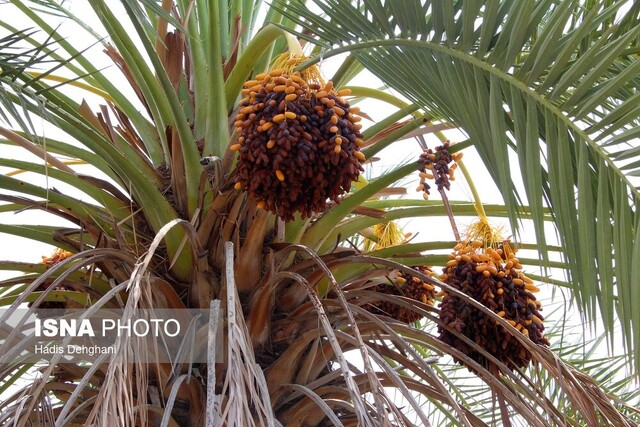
[216, 242, 279, 427]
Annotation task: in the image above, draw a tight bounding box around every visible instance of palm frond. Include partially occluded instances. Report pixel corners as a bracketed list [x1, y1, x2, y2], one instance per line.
[278, 0, 640, 375]
[0, 27, 60, 133]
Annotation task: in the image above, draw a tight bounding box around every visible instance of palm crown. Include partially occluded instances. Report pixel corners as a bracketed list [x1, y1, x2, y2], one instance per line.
[0, 0, 639, 426]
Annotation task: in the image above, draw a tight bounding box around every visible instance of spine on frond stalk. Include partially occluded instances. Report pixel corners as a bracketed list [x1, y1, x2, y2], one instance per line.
[438, 221, 549, 372]
[231, 53, 366, 221]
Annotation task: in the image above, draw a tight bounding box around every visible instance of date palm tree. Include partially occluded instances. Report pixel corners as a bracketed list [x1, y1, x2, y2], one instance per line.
[0, 0, 639, 425]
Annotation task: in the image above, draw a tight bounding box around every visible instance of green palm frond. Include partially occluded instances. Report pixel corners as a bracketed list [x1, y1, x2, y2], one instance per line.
[0, 27, 58, 133]
[278, 0, 640, 375]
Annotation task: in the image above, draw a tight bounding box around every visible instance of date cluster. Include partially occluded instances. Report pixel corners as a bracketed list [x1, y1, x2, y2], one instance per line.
[232, 69, 365, 220]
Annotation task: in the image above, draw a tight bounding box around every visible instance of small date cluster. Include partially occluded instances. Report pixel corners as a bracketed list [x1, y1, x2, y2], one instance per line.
[366, 266, 437, 324]
[41, 248, 73, 267]
[416, 142, 458, 200]
[437, 241, 549, 371]
[30, 248, 75, 310]
[232, 68, 365, 220]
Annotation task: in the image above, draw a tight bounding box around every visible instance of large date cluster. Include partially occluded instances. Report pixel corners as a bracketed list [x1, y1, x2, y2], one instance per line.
[232, 69, 365, 220]
[438, 241, 549, 371]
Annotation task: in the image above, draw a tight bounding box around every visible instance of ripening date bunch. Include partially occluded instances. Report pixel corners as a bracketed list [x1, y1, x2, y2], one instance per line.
[232, 56, 366, 220]
[438, 240, 550, 371]
[365, 266, 437, 324]
[416, 142, 460, 200]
